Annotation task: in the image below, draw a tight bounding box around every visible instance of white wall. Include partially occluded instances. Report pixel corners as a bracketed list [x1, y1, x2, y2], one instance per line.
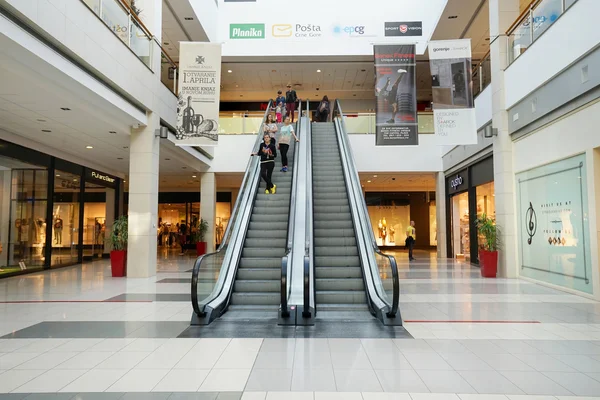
[504, 0, 600, 108]
[190, 0, 219, 42]
[209, 135, 257, 172]
[4, 0, 167, 117]
[349, 134, 443, 172]
[514, 100, 600, 173]
[475, 85, 493, 130]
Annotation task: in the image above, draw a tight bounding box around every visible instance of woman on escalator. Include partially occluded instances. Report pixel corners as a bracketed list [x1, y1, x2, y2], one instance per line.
[278, 116, 299, 173]
[251, 133, 278, 194]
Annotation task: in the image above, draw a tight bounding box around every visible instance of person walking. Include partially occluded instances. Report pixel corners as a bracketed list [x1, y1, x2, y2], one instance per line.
[178, 222, 188, 256]
[278, 116, 299, 172]
[315, 95, 330, 122]
[285, 83, 298, 122]
[275, 90, 286, 120]
[406, 220, 416, 261]
[263, 114, 278, 146]
[252, 133, 277, 194]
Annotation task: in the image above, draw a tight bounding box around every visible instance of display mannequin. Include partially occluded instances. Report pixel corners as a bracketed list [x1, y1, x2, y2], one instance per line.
[54, 215, 63, 245]
[381, 217, 387, 245]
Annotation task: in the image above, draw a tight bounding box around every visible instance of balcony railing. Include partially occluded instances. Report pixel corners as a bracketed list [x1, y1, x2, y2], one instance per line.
[80, 0, 178, 95]
[472, 51, 491, 98]
[507, 0, 579, 66]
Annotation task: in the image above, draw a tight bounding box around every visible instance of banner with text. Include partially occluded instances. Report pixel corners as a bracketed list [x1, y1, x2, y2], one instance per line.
[374, 44, 418, 146]
[428, 39, 477, 145]
[175, 42, 222, 146]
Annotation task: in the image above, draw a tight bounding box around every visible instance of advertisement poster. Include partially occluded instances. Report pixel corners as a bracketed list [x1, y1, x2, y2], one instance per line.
[175, 42, 222, 146]
[516, 154, 592, 294]
[428, 39, 477, 145]
[374, 44, 418, 146]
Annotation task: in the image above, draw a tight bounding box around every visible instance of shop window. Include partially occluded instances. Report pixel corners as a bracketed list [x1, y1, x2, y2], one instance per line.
[451, 192, 470, 260]
[52, 171, 81, 267]
[476, 182, 496, 250]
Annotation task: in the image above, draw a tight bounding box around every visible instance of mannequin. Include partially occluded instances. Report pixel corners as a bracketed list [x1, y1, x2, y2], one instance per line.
[54, 215, 63, 245]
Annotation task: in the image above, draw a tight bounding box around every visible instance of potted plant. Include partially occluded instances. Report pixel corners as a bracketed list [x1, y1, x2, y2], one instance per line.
[193, 218, 209, 256]
[109, 216, 128, 277]
[475, 213, 500, 278]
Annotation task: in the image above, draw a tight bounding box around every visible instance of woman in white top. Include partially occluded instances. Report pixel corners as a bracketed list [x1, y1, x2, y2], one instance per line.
[263, 114, 278, 146]
[278, 116, 299, 172]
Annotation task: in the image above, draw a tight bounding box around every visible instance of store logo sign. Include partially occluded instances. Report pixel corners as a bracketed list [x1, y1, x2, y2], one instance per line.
[91, 171, 115, 184]
[384, 21, 422, 37]
[525, 201, 537, 245]
[295, 23, 322, 38]
[230, 24, 265, 39]
[450, 175, 463, 189]
[333, 25, 366, 36]
[272, 24, 293, 37]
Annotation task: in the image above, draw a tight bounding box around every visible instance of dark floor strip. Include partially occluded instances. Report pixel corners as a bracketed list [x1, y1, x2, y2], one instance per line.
[2, 321, 190, 339]
[104, 294, 190, 302]
[156, 278, 192, 284]
[178, 321, 413, 339]
[0, 393, 242, 400]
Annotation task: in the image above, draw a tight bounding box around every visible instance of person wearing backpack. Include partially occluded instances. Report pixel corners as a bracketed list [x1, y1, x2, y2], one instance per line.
[285, 83, 298, 122]
[315, 95, 330, 122]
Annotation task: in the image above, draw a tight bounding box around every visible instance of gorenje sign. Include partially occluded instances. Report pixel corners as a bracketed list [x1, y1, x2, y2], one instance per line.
[230, 24, 265, 39]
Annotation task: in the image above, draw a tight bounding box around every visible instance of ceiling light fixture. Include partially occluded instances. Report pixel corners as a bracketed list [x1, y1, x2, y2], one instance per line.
[184, 17, 194, 20]
[227, 70, 232, 73]
[367, 180, 371, 183]
[109, 131, 117, 134]
[41, 129, 51, 132]
[373, 175, 378, 178]
[192, 175, 197, 178]
[86, 146, 93, 149]
[448, 15, 458, 19]
[60, 107, 71, 111]
[117, 157, 123, 160]
[55, 174, 60, 177]
[317, 69, 321, 73]
[37, 119, 46, 122]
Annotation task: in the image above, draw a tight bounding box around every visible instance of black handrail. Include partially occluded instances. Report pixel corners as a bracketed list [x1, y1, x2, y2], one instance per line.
[281, 100, 302, 318]
[303, 99, 314, 318]
[332, 99, 400, 319]
[191, 100, 274, 318]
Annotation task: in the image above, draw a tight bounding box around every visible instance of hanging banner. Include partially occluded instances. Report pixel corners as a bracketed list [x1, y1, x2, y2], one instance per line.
[374, 44, 418, 146]
[175, 42, 222, 146]
[428, 39, 477, 145]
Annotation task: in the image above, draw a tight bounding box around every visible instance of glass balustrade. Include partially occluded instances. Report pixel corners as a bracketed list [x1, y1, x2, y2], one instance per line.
[339, 113, 434, 135]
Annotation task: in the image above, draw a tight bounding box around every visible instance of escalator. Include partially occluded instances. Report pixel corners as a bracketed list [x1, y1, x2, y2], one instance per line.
[191, 102, 302, 324]
[305, 100, 401, 325]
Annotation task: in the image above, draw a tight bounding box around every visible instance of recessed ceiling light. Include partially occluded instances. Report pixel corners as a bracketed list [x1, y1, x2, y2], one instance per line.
[123, 180, 126, 183]
[192, 175, 197, 178]
[448, 15, 458, 19]
[55, 174, 60, 177]
[317, 69, 321, 73]
[37, 119, 46, 122]
[117, 157, 123, 160]
[86, 146, 93, 149]
[60, 107, 71, 111]
[367, 180, 371, 183]
[227, 70, 232, 73]
[373, 175, 378, 178]
[485, 38, 490, 41]
[41, 129, 51, 132]
[123, 146, 129, 149]
[73, 179, 78, 182]
[165, 158, 171, 161]
[361, 69, 366, 72]
[109, 131, 117, 134]
[184, 17, 194, 20]
[164, 42, 169, 45]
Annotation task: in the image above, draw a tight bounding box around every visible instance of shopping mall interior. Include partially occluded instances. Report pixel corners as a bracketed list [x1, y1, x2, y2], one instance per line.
[0, 0, 600, 398]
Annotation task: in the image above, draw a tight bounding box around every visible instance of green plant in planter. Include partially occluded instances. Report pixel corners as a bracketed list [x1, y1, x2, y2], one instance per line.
[475, 213, 500, 251]
[192, 219, 209, 243]
[110, 216, 128, 251]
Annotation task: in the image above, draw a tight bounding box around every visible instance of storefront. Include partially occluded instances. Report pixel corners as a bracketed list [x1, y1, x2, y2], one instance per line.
[445, 156, 495, 263]
[0, 139, 121, 277]
[365, 192, 437, 249]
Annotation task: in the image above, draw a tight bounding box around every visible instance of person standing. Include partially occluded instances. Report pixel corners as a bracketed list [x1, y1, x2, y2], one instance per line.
[278, 116, 299, 172]
[275, 90, 286, 120]
[252, 133, 277, 194]
[406, 221, 416, 261]
[285, 83, 298, 123]
[263, 114, 278, 146]
[178, 222, 188, 256]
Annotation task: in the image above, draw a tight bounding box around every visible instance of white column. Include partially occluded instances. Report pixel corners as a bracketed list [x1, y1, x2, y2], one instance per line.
[489, 0, 520, 277]
[127, 112, 160, 277]
[201, 173, 217, 252]
[435, 172, 447, 258]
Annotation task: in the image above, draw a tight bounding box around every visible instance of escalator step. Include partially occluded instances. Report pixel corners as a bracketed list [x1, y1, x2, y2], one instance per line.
[314, 246, 358, 257]
[315, 265, 363, 278]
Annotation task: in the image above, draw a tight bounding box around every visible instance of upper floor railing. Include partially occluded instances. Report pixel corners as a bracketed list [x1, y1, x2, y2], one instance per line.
[507, 0, 579, 66]
[472, 51, 491, 98]
[80, 0, 178, 95]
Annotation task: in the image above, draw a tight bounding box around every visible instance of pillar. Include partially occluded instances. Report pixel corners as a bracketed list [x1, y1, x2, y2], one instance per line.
[435, 172, 447, 258]
[127, 112, 160, 277]
[201, 173, 217, 252]
[489, 0, 520, 277]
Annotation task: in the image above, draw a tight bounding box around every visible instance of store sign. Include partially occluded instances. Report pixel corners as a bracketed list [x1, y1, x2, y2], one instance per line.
[86, 170, 117, 188]
[230, 24, 265, 39]
[384, 21, 422, 37]
[428, 39, 477, 145]
[447, 170, 468, 194]
[516, 154, 592, 294]
[175, 42, 222, 146]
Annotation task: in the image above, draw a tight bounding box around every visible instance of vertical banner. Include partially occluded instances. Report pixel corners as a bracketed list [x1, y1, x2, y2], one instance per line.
[175, 42, 222, 146]
[428, 39, 477, 145]
[374, 44, 418, 146]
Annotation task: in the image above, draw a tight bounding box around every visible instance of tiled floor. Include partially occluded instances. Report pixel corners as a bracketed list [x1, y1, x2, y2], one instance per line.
[0, 252, 598, 398]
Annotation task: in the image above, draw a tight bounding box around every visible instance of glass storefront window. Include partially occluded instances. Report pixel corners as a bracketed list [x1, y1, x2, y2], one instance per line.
[368, 205, 410, 247]
[451, 192, 470, 260]
[83, 182, 111, 259]
[52, 171, 81, 267]
[476, 182, 496, 251]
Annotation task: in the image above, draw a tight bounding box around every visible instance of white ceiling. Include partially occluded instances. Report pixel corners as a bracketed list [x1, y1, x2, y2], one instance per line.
[359, 173, 437, 192]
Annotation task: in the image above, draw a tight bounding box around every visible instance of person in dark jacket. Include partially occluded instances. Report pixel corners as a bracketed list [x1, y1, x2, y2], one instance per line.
[315, 95, 330, 122]
[252, 133, 278, 194]
[285, 83, 298, 122]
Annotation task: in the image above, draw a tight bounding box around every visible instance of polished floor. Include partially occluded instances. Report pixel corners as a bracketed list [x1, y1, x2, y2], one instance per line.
[0, 249, 598, 398]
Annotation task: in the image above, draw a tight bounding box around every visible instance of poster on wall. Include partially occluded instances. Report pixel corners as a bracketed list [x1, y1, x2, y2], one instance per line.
[374, 44, 418, 146]
[428, 39, 477, 145]
[516, 154, 593, 294]
[175, 42, 222, 146]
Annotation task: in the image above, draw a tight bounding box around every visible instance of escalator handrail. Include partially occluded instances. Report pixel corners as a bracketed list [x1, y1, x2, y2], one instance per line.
[191, 100, 274, 317]
[281, 100, 303, 317]
[333, 99, 400, 318]
[303, 100, 314, 317]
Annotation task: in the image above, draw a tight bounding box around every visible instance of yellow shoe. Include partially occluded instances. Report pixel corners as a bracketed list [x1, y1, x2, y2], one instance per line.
[265, 189, 270, 194]
[270, 184, 277, 194]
